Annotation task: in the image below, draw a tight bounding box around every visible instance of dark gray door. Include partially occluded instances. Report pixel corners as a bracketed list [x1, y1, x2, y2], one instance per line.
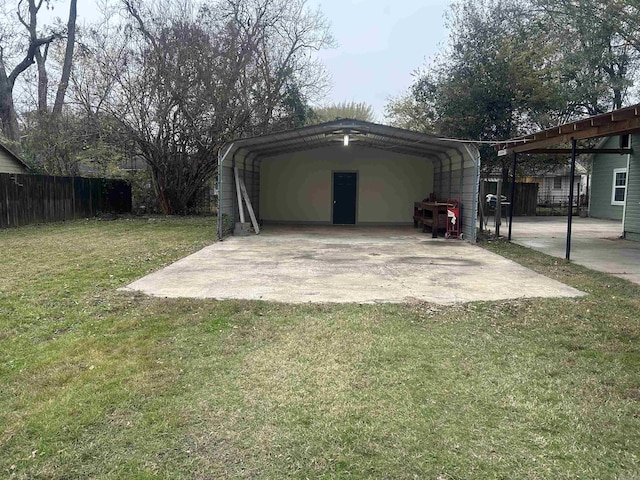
[333, 172, 357, 225]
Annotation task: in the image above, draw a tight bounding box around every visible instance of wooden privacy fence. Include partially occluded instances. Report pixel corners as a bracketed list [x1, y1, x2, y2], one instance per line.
[483, 181, 538, 216]
[1, 173, 132, 228]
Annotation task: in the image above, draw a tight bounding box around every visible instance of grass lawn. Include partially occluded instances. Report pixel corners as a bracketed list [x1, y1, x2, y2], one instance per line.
[1, 217, 639, 479]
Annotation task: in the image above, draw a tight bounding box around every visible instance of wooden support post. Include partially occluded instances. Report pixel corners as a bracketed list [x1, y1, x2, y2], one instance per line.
[238, 177, 260, 234]
[233, 166, 245, 224]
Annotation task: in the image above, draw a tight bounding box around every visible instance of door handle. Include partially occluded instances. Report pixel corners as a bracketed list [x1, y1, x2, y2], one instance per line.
[333, 200, 336, 204]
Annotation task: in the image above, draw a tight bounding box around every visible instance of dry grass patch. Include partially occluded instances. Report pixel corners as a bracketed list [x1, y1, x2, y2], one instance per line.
[1, 222, 639, 478]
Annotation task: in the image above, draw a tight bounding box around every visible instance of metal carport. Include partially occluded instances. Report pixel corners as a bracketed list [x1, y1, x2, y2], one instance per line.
[217, 119, 480, 242]
[496, 103, 640, 259]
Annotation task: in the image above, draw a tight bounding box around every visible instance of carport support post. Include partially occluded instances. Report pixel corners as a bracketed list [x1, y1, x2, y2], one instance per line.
[566, 138, 577, 260]
[508, 152, 517, 241]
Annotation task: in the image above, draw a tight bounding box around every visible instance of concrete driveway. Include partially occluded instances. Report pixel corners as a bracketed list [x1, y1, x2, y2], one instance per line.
[125, 226, 582, 304]
[510, 216, 640, 284]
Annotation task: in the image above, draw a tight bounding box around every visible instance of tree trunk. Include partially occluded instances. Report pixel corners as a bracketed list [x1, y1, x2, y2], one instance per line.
[36, 48, 49, 113]
[0, 76, 20, 141]
[613, 87, 622, 110]
[53, 0, 77, 117]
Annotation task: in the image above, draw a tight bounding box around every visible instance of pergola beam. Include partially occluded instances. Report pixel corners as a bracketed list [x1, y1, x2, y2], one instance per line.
[497, 103, 640, 153]
[520, 148, 631, 155]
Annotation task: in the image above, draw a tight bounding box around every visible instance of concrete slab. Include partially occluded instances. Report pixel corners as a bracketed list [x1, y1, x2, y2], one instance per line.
[510, 217, 640, 285]
[125, 226, 583, 304]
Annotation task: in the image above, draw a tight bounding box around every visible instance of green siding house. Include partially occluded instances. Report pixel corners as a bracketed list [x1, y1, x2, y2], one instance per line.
[0, 141, 29, 174]
[590, 134, 640, 240]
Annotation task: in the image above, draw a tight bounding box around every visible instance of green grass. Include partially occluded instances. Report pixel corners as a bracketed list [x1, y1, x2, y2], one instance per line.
[1, 218, 639, 479]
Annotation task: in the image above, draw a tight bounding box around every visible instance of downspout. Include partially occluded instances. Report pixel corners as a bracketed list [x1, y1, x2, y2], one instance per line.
[621, 151, 631, 238]
[251, 156, 258, 223]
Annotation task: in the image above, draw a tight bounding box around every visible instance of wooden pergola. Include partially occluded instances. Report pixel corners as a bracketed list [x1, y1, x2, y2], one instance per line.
[496, 104, 640, 260]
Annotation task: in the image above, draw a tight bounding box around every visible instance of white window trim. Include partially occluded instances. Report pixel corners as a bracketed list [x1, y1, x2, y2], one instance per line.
[553, 176, 562, 189]
[611, 168, 627, 206]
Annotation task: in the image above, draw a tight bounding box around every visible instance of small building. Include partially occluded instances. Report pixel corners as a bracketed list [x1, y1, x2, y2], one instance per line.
[0, 141, 30, 174]
[525, 164, 587, 207]
[487, 163, 587, 209]
[217, 119, 481, 242]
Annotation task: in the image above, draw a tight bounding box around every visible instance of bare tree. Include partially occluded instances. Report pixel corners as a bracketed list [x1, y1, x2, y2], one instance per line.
[102, 0, 333, 214]
[0, 0, 77, 143]
[0, 0, 57, 141]
[311, 101, 376, 124]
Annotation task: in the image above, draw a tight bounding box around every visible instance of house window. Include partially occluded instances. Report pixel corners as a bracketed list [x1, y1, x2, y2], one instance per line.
[611, 168, 627, 206]
[553, 176, 562, 189]
[620, 134, 631, 149]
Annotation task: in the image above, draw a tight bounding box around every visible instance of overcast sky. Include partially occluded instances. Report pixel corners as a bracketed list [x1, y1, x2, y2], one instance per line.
[313, 0, 450, 121]
[45, 0, 451, 123]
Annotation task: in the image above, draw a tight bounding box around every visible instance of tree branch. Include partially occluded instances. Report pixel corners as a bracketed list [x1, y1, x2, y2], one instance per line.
[8, 34, 56, 87]
[122, 0, 157, 49]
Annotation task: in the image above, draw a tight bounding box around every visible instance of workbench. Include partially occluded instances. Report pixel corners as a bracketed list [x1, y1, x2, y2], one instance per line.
[413, 201, 450, 238]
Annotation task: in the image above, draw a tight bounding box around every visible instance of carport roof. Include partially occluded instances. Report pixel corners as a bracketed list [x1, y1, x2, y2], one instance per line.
[496, 102, 640, 153]
[219, 119, 479, 164]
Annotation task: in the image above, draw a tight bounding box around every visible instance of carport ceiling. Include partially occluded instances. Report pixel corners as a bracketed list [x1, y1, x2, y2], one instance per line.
[222, 119, 473, 161]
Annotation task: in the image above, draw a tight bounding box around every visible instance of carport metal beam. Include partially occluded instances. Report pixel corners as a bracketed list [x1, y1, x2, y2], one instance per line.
[519, 148, 632, 155]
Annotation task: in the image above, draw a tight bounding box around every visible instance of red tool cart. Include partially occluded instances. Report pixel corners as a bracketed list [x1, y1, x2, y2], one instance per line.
[445, 199, 462, 239]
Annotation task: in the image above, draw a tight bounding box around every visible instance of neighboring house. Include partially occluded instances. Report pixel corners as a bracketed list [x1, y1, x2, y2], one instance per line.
[589, 134, 640, 241]
[485, 162, 586, 209]
[521, 164, 587, 206]
[0, 141, 30, 174]
[118, 155, 148, 172]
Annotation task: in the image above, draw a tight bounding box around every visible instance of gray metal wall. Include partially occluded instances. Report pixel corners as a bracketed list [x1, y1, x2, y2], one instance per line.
[220, 144, 480, 242]
[218, 165, 235, 237]
[218, 153, 260, 239]
[432, 146, 480, 242]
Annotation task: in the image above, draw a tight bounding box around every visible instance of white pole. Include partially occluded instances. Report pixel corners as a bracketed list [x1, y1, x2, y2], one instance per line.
[234, 166, 245, 224]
